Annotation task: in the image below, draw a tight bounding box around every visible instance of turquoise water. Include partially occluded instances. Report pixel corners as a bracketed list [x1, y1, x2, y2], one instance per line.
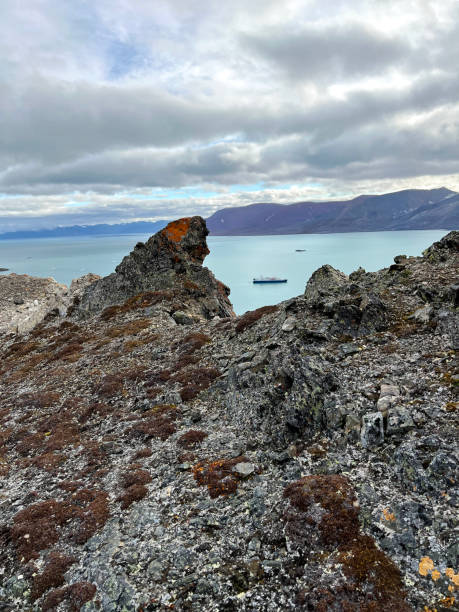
[0, 230, 448, 315]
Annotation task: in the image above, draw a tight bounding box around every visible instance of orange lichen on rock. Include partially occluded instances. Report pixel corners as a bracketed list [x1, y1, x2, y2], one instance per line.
[445, 568, 459, 586]
[162, 218, 193, 243]
[381, 508, 396, 522]
[438, 596, 456, 608]
[192, 456, 248, 498]
[419, 556, 435, 576]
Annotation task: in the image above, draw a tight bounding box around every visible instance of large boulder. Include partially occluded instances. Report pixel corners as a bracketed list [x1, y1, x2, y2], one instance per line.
[74, 217, 234, 320]
[0, 273, 68, 334]
[304, 264, 348, 305]
[305, 264, 387, 337]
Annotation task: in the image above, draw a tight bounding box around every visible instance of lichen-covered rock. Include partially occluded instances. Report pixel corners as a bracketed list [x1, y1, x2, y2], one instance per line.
[74, 216, 234, 320]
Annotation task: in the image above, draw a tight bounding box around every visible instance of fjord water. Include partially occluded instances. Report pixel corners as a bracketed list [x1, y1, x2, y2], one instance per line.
[0, 230, 447, 315]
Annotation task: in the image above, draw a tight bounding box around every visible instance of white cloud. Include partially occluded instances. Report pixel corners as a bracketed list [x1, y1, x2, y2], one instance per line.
[0, 0, 458, 230]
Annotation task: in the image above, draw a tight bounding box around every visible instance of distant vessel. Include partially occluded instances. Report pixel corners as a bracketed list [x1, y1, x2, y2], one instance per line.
[295, 249, 306, 252]
[253, 276, 287, 284]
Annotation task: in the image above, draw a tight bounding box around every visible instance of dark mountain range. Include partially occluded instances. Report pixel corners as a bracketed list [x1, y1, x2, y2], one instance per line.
[207, 187, 458, 235]
[0, 220, 168, 240]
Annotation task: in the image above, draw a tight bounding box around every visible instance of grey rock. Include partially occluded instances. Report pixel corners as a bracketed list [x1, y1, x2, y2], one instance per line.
[386, 407, 415, 435]
[361, 412, 384, 447]
[233, 462, 256, 477]
[408, 304, 433, 323]
[281, 317, 296, 332]
[172, 310, 196, 325]
[304, 264, 348, 305]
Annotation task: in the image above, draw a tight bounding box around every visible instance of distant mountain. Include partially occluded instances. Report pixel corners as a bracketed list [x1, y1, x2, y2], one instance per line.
[0, 220, 168, 240]
[207, 188, 458, 235]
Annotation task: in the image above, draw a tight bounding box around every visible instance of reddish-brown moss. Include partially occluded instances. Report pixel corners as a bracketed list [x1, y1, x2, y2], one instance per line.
[100, 291, 176, 321]
[71, 489, 110, 545]
[78, 401, 112, 422]
[11, 500, 70, 561]
[178, 332, 211, 354]
[192, 456, 248, 498]
[106, 318, 151, 338]
[94, 374, 124, 398]
[336, 535, 410, 610]
[11, 489, 110, 561]
[118, 484, 149, 509]
[235, 305, 278, 333]
[172, 367, 221, 401]
[130, 404, 179, 441]
[177, 430, 208, 449]
[31, 551, 75, 601]
[42, 581, 97, 611]
[132, 447, 152, 460]
[18, 391, 60, 409]
[120, 468, 152, 488]
[284, 474, 360, 547]
[283, 475, 410, 611]
[29, 451, 67, 473]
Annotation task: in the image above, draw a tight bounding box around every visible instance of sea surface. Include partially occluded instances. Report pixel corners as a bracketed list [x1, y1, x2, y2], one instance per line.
[0, 230, 448, 315]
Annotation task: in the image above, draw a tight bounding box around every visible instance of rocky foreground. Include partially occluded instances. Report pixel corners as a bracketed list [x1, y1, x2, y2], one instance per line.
[0, 218, 457, 611]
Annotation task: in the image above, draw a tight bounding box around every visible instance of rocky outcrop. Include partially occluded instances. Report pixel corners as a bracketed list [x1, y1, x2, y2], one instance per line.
[423, 229, 458, 262]
[304, 264, 348, 304]
[0, 229, 457, 612]
[75, 216, 234, 321]
[304, 264, 387, 338]
[0, 273, 69, 334]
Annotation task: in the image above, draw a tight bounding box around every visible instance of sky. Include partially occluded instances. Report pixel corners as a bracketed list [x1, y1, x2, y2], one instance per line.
[1, 0, 459, 231]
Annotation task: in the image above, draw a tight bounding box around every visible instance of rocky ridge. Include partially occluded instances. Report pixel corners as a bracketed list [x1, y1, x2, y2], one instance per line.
[74, 217, 234, 322]
[0, 222, 457, 612]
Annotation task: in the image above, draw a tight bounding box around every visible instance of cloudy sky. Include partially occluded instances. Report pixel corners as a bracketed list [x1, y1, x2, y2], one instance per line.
[1, 0, 459, 231]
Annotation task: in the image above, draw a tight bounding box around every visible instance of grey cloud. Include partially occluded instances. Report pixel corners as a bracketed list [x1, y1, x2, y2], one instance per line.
[242, 23, 411, 82]
[1, 0, 459, 231]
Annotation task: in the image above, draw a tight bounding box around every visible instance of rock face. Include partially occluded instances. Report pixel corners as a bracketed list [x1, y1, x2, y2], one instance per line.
[0, 228, 457, 612]
[75, 216, 234, 320]
[0, 273, 69, 334]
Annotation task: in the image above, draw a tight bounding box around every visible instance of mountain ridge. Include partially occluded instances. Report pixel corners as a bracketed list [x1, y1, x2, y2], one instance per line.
[0, 221, 168, 241]
[207, 187, 458, 235]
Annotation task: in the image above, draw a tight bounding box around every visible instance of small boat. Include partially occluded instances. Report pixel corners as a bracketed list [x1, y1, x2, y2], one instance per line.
[253, 276, 287, 284]
[295, 249, 306, 252]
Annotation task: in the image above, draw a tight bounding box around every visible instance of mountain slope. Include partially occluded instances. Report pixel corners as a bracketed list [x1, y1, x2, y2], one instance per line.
[207, 187, 457, 235]
[0, 225, 457, 611]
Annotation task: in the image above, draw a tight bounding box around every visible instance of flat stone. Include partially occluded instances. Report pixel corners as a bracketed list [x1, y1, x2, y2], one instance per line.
[233, 462, 256, 477]
[281, 317, 296, 332]
[408, 304, 433, 323]
[380, 384, 400, 397]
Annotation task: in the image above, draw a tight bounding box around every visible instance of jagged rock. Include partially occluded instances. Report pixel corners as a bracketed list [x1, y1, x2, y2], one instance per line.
[422, 229, 458, 261]
[0, 273, 69, 334]
[304, 264, 348, 305]
[361, 412, 384, 447]
[75, 216, 234, 320]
